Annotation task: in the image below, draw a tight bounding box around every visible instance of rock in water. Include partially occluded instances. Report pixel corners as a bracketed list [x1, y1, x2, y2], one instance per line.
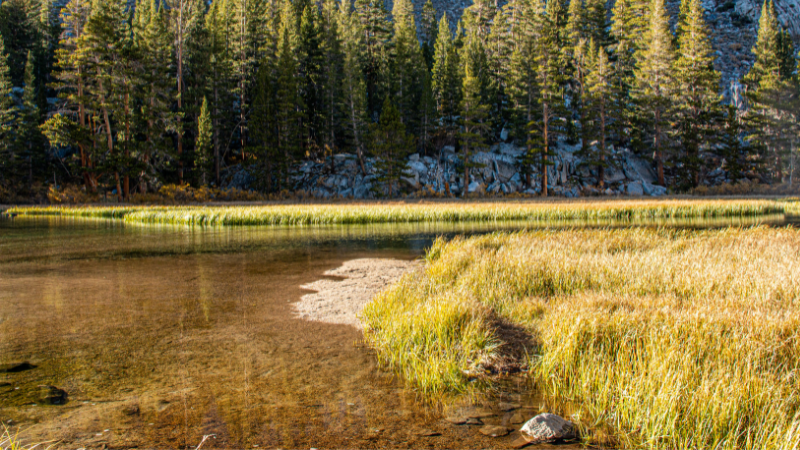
[38, 385, 68, 405]
[519, 413, 575, 444]
[479, 425, 510, 437]
[0, 362, 36, 373]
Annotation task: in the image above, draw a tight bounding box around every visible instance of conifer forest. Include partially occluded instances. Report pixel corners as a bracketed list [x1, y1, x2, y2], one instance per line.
[0, 0, 798, 201]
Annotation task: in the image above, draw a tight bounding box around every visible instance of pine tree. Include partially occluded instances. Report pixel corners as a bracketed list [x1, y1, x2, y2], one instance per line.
[354, 0, 390, 117]
[275, 24, 302, 176]
[673, 0, 721, 188]
[0, 37, 15, 182]
[420, 0, 437, 68]
[15, 51, 44, 188]
[431, 15, 461, 146]
[631, 0, 674, 186]
[390, 0, 426, 130]
[166, 0, 205, 180]
[298, 4, 324, 153]
[743, 0, 794, 182]
[339, 4, 370, 172]
[135, 0, 178, 193]
[370, 96, 414, 197]
[204, 0, 235, 185]
[459, 39, 491, 196]
[83, 0, 131, 200]
[609, 0, 638, 151]
[418, 71, 437, 155]
[42, 0, 97, 191]
[583, 42, 614, 187]
[320, 0, 344, 154]
[718, 104, 751, 183]
[486, 5, 513, 136]
[195, 97, 212, 186]
[532, 0, 567, 196]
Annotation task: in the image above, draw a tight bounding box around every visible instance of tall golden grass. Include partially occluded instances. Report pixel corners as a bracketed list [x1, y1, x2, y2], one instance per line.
[361, 226, 800, 449]
[6, 199, 789, 225]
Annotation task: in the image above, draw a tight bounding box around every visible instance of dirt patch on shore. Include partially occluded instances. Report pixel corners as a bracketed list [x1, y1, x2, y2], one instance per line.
[296, 258, 419, 329]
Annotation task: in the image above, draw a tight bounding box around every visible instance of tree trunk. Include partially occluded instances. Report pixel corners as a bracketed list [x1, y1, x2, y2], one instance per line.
[654, 108, 665, 186]
[541, 103, 549, 197]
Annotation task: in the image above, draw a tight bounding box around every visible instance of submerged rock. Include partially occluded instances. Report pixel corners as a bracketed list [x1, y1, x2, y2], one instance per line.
[37, 385, 68, 405]
[0, 362, 36, 373]
[519, 413, 575, 444]
[479, 425, 511, 437]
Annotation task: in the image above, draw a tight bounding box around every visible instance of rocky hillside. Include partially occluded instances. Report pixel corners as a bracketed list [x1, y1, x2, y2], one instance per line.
[226, 140, 673, 198]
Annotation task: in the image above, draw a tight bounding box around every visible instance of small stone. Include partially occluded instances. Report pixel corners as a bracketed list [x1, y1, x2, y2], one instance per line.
[509, 411, 527, 424]
[497, 402, 521, 411]
[519, 413, 575, 444]
[418, 429, 441, 437]
[445, 416, 467, 425]
[479, 425, 511, 437]
[464, 418, 483, 425]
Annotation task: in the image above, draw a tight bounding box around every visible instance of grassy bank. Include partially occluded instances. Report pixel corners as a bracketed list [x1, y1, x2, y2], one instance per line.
[4, 199, 791, 225]
[361, 226, 800, 449]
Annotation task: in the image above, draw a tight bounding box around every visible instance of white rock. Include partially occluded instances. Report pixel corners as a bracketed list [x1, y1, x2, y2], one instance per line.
[519, 413, 575, 444]
[467, 181, 482, 193]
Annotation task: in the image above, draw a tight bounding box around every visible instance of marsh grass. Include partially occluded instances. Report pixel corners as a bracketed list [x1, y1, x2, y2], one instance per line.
[0, 427, 56, 450]
[6, 199, 789, 226]
[361, 226, 800, 449]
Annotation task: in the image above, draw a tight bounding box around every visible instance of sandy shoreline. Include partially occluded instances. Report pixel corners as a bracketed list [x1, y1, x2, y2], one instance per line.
[295, 258, 419, 329]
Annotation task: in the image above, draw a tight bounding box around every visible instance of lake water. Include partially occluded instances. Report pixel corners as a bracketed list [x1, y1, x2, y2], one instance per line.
[0, 215, 791, 449]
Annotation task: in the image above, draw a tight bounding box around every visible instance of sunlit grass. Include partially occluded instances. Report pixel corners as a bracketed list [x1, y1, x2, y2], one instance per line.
[361, 226, 800, 449]
[0, 427, 56, 450]
[6, 199, 790, 226]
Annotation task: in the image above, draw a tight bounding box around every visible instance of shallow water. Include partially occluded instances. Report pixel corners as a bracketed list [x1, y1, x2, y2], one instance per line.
[0, 215, 793, 449]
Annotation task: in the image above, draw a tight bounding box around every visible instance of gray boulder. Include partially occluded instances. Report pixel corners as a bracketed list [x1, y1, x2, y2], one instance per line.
[643, 182, 667, 197]
[519, 413, 575, 444]
[626, 181, 644, 196]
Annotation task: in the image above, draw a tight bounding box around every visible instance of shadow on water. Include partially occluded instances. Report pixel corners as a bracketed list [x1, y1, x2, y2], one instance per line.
[0, 215, 793, 449]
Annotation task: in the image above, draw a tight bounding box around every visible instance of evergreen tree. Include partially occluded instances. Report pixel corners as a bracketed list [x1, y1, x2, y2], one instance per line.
[418, 71, 437, 155]
[320, 0, 344, 154]
[42, 0, 96, 191]
[743, 0, 794, 182]
[195, 97, 212, 186]
[339, 4, 370, 172]
[204, 0, 235, 185]
[16, 51, 44, 188]
[459, 39, 491, 196]
[583, 43, 615, 187]
[631, 0, 675, 186]
[390, 0, 426, 130]
[354, 0, 390, 117]
[166, 0, 205, 180]
[673, 0, 721, 188]
[370, 96, 414, 197]
[298, 4, 324, 154]
[135, 0, 178, 193]
[718, 104, 751, 183]
[420, 0, 437, 68]
[431, 15, 461, 146]
[533, 0, 567, 196]
[0, 37, 15, 182]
